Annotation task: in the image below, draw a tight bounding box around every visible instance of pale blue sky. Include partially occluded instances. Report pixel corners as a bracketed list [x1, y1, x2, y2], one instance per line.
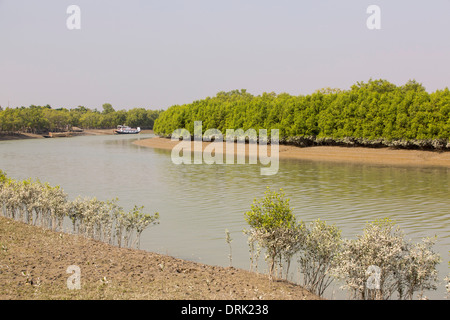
[1, 0, 450, 110]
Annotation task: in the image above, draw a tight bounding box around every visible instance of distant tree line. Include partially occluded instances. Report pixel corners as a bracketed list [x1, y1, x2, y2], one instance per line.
[0, 103, 162, 133]
[154, 79, 450, 150]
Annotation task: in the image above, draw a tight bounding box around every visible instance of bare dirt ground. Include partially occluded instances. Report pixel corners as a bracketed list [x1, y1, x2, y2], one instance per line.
[0, 216, 319, 300]
[134, 137, 450, 168]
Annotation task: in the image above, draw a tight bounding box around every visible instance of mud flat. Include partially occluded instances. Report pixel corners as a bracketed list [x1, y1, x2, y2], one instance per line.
[0, 216, 318, 300]
[134, 137, 450, 168]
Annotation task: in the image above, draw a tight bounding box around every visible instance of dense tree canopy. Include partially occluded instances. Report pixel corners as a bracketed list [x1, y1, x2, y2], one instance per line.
[0, 104, 162, 133]
[153, 80, 450, 148]
[2, 79, 449, 148]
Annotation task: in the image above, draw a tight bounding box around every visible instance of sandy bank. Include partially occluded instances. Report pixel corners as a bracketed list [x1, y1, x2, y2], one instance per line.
[133, 137, 450, 168]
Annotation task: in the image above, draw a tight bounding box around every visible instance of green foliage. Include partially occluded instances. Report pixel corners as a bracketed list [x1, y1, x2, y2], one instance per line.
[244, 187, 302, 280]
[245, 187, 296, 231]
[0, 104, 163, 133]
[102, 103, 115, 115]
[0, 170, 7, 184]
[154, 80, 450, 146]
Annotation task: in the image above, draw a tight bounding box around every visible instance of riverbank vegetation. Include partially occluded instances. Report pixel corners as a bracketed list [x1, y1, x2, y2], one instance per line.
[1, 170, 446, 300]
[0, 170, 159, 249]
[0, 171, 319, 300]
[244, 187, 444, 300]
[0, 103, 162, 134]
[154, 79, 450, 150]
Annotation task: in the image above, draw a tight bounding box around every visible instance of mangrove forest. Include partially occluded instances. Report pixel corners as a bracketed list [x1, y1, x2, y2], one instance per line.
[154, 79, 450, 150]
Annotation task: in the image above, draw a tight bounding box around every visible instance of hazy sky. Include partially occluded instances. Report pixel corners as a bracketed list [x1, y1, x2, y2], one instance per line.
[1, 0, 450, 110]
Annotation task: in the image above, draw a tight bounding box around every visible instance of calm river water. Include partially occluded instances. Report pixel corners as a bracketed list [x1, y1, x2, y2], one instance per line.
[0, 134, 448, 299]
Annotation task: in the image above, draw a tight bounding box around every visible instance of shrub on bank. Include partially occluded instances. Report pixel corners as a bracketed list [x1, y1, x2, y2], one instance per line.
[244, 187, 302, 281]
[244, 190, 443, 300]
[330, 218, 440, 300]
[0, 171, 159, 249]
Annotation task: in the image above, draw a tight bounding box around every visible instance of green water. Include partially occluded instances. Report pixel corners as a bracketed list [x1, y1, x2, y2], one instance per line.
[0, 134, 448, 299]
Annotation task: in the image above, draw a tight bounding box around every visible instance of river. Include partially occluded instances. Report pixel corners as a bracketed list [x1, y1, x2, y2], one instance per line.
[0, 133, 448, 299]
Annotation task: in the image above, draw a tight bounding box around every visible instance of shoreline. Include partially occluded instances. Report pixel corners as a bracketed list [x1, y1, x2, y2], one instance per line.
[0, 129, 154, 141]
[133, 137, 450, 168]
[0, 216, 319, 300]
[3, 130, 449, 168]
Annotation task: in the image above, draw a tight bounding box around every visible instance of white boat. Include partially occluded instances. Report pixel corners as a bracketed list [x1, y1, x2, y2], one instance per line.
[114, 125, 141, 134]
